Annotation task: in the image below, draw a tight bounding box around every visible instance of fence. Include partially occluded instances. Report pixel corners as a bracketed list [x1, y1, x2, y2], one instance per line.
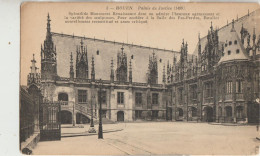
[20, 87, 35, 144]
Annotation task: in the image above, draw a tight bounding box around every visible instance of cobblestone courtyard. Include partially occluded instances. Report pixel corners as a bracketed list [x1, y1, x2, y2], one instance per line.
[33, 122, 259, 155]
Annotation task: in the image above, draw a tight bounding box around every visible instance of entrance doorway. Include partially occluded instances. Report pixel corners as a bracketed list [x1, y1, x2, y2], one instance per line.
[248, 103, 259, 123]
[225, 106, 232, 123]
[166, 107, 172, 121]
[117, 111, 124, 122]
[204, 107, 213, 122]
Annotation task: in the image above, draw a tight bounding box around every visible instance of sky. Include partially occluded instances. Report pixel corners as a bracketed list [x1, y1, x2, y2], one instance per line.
[20, 2, 260, 85]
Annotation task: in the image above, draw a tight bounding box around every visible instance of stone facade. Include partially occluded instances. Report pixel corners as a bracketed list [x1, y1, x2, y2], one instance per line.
[30, 10, 260, 124]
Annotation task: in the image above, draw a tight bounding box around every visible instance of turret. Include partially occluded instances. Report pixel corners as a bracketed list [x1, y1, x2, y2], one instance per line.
[91, 55, 95, 82]
[129, 58, 132, 84]
[110, 58, 114, 83]
[41, 13, 57, 80]
[28, 54, 41, 86]
[69, 52, 74, 80]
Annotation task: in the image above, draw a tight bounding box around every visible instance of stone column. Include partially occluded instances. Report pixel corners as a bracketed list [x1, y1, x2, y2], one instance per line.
[72, 102, 76, 126]
[244, 102, 248, 123]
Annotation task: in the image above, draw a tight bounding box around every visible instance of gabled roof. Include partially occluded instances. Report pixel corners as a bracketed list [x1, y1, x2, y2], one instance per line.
[218, 21, 250, 64]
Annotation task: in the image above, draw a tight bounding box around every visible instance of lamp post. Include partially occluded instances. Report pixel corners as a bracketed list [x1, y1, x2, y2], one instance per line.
[88, 94, 96, 133]
[98, 79, 103, 139]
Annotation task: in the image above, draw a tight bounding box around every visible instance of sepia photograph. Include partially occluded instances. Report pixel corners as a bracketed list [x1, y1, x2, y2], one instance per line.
[20, 2, 260, 155]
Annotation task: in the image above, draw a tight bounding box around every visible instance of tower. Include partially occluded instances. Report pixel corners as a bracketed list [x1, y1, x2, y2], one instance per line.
[76, 39, 89, 79]
[41, 13, 57, 80]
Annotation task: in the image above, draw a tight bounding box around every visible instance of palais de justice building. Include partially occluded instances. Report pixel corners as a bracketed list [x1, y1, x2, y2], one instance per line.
[27, 10, 260, 124]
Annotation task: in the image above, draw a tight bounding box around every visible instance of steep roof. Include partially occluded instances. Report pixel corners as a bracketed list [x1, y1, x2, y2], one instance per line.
[218, 21, 250, 64]
[52, 33, 180, 84]
[193, 9, 260, 56]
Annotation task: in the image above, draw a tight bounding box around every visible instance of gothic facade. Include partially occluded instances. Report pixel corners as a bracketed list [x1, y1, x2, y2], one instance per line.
[167, 19, 260, 123]
[27, 10, 260, 124]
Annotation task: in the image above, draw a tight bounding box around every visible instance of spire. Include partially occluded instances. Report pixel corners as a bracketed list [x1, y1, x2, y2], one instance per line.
[46, 13, 52, 42]
[173, 54, 176, 65]
[210, 21, 213, 31]
[80, 38, 84, 50]
[70, 52, 74, 80]
[91, 55, 95, 81]
[121, 46, 124, 54]
[162, 64, 166, 83]
[41, 13, 57, 80]
[76, 40, 89, 79]
[110, 58, 114, 83]
[28, 54, 40, 86]
[198, 32, 201, 57]
[231, 19, 235, 32]
[129, 59, 132, 84]
[31, 54, 37, 74]
[47, 13, 51, 34]
[253, 27, 256, 45]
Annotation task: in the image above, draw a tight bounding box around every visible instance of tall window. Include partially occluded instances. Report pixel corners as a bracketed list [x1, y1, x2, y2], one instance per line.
[152, 93, 159, 105]
[236, 80, 243, 93]
[135, 92, 142, 106]
[190, 85, 197, 100]
[178, 88, 183, 104]
[78, 90, 87, 103]
[98, 90, 106, 104]
[226, 81, 232, 94]
[204, 82, 213, 98]
[117, 92, 124, 104]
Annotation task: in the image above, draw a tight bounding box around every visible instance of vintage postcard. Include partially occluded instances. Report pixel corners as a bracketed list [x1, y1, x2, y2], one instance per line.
[20, 2, 260, 155]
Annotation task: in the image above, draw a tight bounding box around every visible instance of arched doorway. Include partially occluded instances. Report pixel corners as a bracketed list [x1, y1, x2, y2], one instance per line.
[204, 107, 213, 122]
[225, 106, 232, 123]
[60, 110, 72, 124]
[191, 107, 197, 117]
[117, 111, 124, 122]
[236, 106, 243, 119]
[248, 102, 260, 123]
[177, 108, 183, 120]
[76, 113, 90, 124]
[218, 107, 223, 122]
[166, 107, 172, 121]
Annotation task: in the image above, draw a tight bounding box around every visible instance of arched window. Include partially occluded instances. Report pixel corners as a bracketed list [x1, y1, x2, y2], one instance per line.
[234, 40, 238, 45]
[229, 41, 232, 45]
[236, 49, 240, 54]
[228, 50, 231, 55]
[58, 93, 68, 101]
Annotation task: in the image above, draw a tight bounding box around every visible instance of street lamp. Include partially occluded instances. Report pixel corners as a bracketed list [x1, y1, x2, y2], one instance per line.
[88, 93, 96, 133]
[98, 79, 103, 139]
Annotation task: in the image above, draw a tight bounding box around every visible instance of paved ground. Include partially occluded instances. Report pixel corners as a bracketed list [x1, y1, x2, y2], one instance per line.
[33, 122, 260, 155]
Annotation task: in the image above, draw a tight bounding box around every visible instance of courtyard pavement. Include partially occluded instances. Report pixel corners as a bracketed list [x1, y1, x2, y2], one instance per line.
[33, 122, 260, 155]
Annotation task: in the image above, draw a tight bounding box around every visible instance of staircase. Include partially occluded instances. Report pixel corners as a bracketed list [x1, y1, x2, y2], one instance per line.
[75, 104, 115, 124]
[75, 104, 97, 119]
